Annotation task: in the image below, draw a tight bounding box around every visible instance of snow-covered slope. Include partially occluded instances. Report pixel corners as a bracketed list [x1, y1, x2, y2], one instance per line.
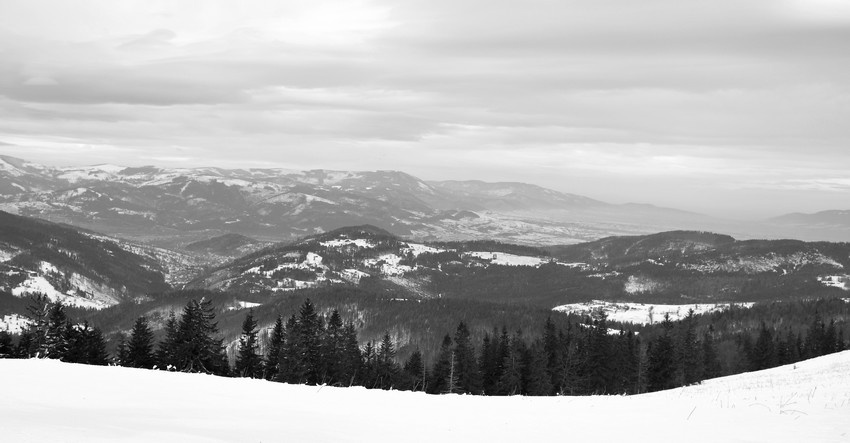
[553, 300, 755, 324]
[1, 352, 848, 442]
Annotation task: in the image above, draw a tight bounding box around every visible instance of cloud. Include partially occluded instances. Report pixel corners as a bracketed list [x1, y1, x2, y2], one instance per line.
[0, 0, 848, 217]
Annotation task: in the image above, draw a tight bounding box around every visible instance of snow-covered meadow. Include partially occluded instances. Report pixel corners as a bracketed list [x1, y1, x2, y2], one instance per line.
[553, 300, 755, 325]
[1, 351, 848, 443]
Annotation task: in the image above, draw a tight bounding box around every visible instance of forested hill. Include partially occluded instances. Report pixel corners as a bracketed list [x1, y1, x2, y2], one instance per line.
[0, 210, 170, 308]
[185, 227, 850, 308]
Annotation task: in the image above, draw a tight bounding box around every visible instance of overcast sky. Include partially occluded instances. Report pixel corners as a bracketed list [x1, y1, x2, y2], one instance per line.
[0, 0, 848, 219]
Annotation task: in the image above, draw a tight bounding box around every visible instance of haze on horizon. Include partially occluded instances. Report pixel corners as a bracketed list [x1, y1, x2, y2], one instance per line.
[0, 0, 848, 220]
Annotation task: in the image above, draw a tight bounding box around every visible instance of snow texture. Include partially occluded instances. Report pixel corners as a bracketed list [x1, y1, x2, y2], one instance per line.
[553, 300, 755, 325]
[320, 238, 376, 249]
[0, 314, 30, 334]
[0, 352, 848, 442]
[225, 301, 262, 311]
[819, 275, 849, 290]
[466, 251, 549, 267]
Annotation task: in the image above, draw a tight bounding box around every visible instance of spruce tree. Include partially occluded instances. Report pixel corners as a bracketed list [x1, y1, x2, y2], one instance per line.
[322, 310, 345, 384]
[701, 327, 722, 380]
[156, 311, 179, 370]
[647, 314, 676, 392]
[583, 310, 613, 393]
[264, 315, 284, 380]
[497, 332, 524, 395]
[376, 332, 400, 389]
[0, 330, 12, 358]
[174, 299, 228, 375]
[235, 309, 263, 378]
[296, 299, 322, 385]
[126, 316, 156, 369]
[361, 340, 378, 388]
[751, 322, 775, 371]
[44, 302, 69, 359]
[402, 349, 426, 391]
[24, 293, 51, 357]
[677, 309, 701, 386]
[340, 322, 362, 386]
[525, 341, 553, 396]
[453, 321, 482, 394]
[428, 334, 453, 394]
[114, 332, 129, 366]
[543, 317, 564, 393]
[278, 315, 304, 383]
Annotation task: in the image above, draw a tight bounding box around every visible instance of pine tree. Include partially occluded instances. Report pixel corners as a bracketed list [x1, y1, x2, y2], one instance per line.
[453, 321, 482, 394]
[264, 315, 284, 380]
[677, 309, 701, 386]
[63, 322, 108, 365]
[235, 309, 263, 378]
[542, 317, 563, 393]
[126, 316, 156, 369]
[340, 322, 362, 386]
[479, 331, 500, 395]
[701, 327, 722, 380]
[44, 302, 69, 359]
[402, 349, 426, 391]
[497, 332, 525, 395]
[0, 330, 13, 358]
[174, 299, 228, 375]
[277, 315, 304, 383]
[24, 293, 51, 357]
[296, 299, 322, 385]
[156, 311, 179, 370]
[647, 314, 676, 392]
[114, 332, 129, 366]
[376, 332, 400, 389]
[361, 340, 378, 388]
[428, 334, 454, 394]
[525, 341, 553, 396]
[583, 310, 613, 393]
[751, 322, 775, 371]
[322, 310, 345, 384]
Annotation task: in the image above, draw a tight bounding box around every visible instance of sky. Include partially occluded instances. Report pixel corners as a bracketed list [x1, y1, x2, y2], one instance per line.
[0, 0, 848, 219]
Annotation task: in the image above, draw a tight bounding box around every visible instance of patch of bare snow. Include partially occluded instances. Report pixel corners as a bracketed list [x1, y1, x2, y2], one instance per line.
[11, 274, 110, 309]
[624, 275, 666, 294]
[0, 247, 18, 262]
[365, 254, 413, 276]
[466, 251, 549, 267]
[320, 238, 376, 249]
[402, 243, 445, 256]
[339, 269, 370, 284]
[553, 300, 755, 325]
[0, 314, 30, 334]
[819, 275, 849, 290]
[226, 301, 262, 311]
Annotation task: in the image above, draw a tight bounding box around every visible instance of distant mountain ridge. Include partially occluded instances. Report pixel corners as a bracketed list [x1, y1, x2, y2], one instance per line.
[186, 227, 850, 307]
[0, 155, 730, 246]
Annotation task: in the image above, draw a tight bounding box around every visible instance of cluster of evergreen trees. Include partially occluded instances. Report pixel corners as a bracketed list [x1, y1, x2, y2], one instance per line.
[1, 294, 847, 397]
[1, 294, 109, 364]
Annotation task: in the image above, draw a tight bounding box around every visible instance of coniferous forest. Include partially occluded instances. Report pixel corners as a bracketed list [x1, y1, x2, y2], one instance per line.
[0, 293, 847, 396]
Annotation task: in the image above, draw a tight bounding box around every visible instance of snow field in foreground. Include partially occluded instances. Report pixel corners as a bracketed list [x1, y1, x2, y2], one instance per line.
[1, 352, 849, 443]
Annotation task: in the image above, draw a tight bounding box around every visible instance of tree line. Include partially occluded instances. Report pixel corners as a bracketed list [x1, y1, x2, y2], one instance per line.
[1, 294, 847, 396]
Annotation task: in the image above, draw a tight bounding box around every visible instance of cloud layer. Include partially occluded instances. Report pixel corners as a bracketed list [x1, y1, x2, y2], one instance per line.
[0, 0, 848, 218]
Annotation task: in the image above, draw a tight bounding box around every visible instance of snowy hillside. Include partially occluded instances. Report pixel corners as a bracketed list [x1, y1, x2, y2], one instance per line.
[1, 352, 848, 442]
[553, 300, 755, 324]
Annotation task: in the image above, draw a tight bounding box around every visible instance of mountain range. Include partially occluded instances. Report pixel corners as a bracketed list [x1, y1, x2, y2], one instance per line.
[1, 154, 849, 358]
[6, 154, 837, 248]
